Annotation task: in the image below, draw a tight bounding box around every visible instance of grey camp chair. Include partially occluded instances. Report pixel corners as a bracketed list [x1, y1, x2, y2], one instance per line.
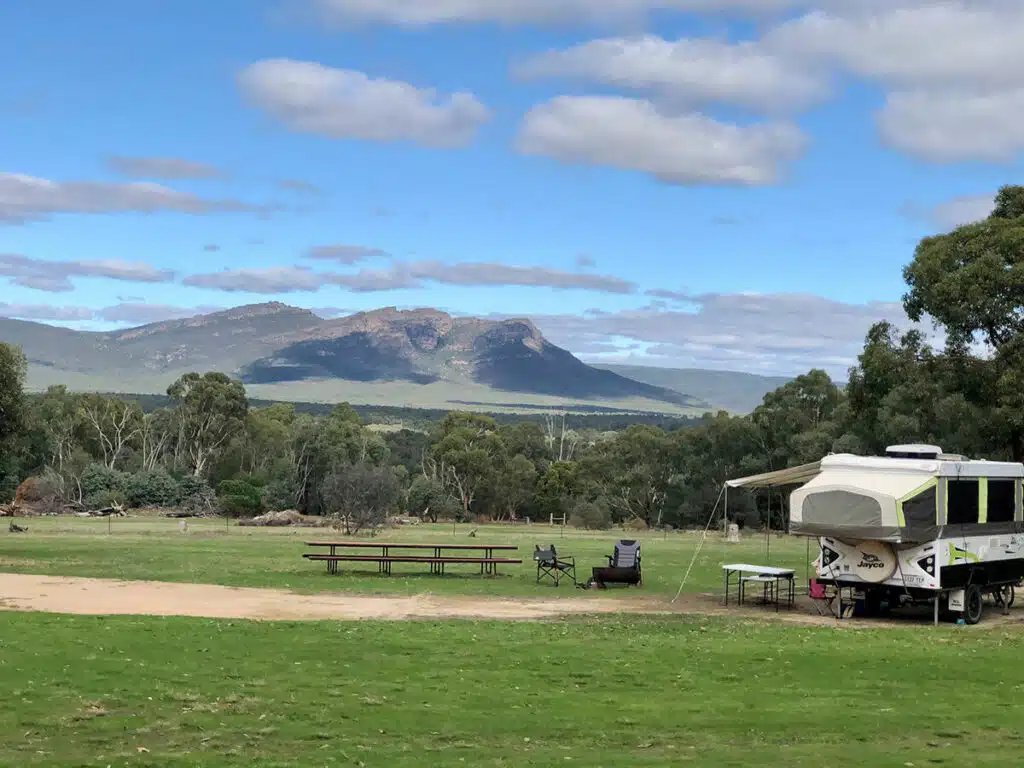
[534, 544, 577, 586]
[591, 539, 642, 588]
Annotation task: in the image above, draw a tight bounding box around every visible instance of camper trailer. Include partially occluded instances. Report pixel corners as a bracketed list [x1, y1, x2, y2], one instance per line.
[793, 445, 1024, 624]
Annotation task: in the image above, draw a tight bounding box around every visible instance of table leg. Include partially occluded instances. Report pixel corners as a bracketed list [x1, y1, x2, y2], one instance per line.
[724, 570, 730, 606]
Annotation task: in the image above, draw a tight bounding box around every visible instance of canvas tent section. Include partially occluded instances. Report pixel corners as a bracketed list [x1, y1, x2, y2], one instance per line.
[789, 455, 940, 542]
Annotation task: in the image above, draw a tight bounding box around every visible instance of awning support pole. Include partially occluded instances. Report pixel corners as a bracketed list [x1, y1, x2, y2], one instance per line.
[723, 484, 728, 534]
[671, 483, 726, 603]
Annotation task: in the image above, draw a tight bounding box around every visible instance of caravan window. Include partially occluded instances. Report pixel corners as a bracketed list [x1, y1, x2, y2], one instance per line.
[947, 479, 980, 525]
[988, 479, 1015, 523]
[902, 485, 937, 529]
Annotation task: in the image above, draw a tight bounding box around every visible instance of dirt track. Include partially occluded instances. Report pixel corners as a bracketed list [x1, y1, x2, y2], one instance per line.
[5, 573, 1024, 626]
[0, 573, 675, 621]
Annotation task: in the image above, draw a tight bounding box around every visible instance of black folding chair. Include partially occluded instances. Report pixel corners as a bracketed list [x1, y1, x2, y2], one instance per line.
[534, 544, 577, 586]
[591, 539, 642, 588]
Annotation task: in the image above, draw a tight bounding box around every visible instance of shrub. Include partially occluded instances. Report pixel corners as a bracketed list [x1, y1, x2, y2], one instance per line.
[218, 479, 263, 518]
[321, 463, 401, 535]
[80, 464, 127, 500]
[124, 469, 180, 508]
[84, 487, 127, 509]
[571, 498, 612, 530]
[406, 475, 459, 522]
[261, 480, 297, 512]
[179, 475, 217, 515]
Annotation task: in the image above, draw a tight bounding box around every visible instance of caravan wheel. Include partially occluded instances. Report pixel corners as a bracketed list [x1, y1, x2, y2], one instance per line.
[964, 584, 984, 625]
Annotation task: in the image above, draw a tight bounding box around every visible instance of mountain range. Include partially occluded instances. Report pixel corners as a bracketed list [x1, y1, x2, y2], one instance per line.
[0, 303, 790, 414]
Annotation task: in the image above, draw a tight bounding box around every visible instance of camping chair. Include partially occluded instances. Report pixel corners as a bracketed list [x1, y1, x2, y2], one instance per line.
[591, 539, 642, 588]
[808, 578, 840, 618]
[534, 544, 577, 586]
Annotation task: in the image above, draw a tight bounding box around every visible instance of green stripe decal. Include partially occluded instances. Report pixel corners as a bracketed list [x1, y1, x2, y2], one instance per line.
[979, 478, 988, 524]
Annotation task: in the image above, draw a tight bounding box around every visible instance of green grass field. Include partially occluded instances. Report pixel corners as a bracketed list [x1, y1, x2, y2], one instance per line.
[0, 517, 810, 597]
[3, 519, 1024, 766]
[3, 613, 1024, 766]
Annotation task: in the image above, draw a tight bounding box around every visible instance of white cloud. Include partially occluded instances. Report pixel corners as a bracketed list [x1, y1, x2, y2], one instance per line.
[238, 59, 490, 148]
[0, 302, 226, 325]
[306, 244, 390, 264]
[311, 0, 800, 26]
[181, 260, 637, 294]
[767, 5, 1024, 91]
[0, 172, 268, 224]
[762, 4, 1024, 162]
[517, 96, 806, 185]
[498, 3, 1024, 164]
[183, 266, 330, 293]
[928, 194, 997, 230]
[0, 303, 96, 322]
[408, 260, 636, 293]
[516, 35, 829, 112]
[104, 155, 226, 180]
[527, 291, 930, 377]
[94, 303, 226, 324]
[877, 88, 1024, 163]
[0, 254, 175, 292]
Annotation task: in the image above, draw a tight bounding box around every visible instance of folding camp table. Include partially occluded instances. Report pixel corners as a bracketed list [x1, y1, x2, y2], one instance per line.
[722, 563, 796, 612]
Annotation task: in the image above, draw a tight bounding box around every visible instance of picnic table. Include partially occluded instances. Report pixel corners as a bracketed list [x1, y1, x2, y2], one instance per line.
[303, 541, 522, 576]
[722, 563, 796, 612]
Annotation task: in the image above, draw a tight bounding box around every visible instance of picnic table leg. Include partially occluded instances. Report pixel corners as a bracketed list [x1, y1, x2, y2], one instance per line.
[724, 570, 729, 606]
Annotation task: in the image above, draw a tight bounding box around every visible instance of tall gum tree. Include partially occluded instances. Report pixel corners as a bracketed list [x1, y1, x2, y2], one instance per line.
[167, 372, 248, 476]
[902, 185, 1024, 459]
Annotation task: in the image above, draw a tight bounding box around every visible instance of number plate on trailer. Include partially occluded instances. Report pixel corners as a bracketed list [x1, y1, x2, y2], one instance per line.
[948, 589, 965, 612]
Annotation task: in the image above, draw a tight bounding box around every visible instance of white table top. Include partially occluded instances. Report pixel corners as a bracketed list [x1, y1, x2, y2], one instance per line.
[722, 563, 796, 576]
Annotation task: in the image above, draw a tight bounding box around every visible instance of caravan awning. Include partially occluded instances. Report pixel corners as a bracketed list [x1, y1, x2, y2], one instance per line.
[726, 461, 821, 489]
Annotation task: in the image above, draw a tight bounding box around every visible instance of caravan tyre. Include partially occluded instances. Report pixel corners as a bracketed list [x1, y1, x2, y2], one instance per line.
[964, 584, 984, 625]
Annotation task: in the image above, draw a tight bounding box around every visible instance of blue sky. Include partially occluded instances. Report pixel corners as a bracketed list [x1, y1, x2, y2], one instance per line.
[1, 0, 1021, 376]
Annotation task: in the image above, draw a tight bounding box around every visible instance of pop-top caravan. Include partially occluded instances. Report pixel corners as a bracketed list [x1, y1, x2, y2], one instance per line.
[791, 444, 1024, 624]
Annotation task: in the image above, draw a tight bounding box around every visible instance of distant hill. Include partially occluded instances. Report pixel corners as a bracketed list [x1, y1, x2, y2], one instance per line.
[0, 303, 711, 415]
[592, 363, 791, 413]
